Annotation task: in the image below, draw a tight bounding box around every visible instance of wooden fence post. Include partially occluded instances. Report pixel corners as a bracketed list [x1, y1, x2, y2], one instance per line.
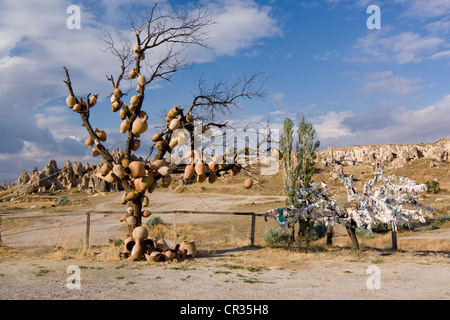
[250, 213, 256, 247]
[0, 216, 2, 245]
[85, 212, 90, 251]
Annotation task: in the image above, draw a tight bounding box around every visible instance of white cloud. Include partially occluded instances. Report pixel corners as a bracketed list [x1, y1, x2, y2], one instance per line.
[204, 0, 282, 57]
[351, 29, 445, 64]
[362, 71, 422, 96]
[399, 0, 450, 19]
[313, 94, 450, 147]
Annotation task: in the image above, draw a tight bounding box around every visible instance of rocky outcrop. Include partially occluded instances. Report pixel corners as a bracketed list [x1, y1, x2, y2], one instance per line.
[316, 138, 449, 168]
[6, 148, 143, 195]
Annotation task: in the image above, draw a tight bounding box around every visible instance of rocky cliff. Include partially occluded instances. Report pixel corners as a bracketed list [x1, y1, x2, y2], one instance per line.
[1, 149, 143, 196]
[316, 138, 449, 168]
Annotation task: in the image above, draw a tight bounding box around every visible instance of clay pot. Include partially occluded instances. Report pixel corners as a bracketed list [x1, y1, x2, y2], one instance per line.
[128, 161, 146, 179]
[162, 176, 172, 188]
[131, 139, 141, 151]
[167, 106, 180, 118]
[113, 164, 126, 179]
[133, 44, 141, 53]
[231, 166, 240, 176]
[208, 172, 218, 184]
[73, 103, 81, 112]
[95, 171, 117, 184]
[141, 196, 149, 207]
[136, 84, 145, 94]
[208, 161, 218, 171]
[89, 95, 97, 107]
[197, 174, 207, 183]
[157, 166, 171, 177]
[113, 87, 123, 98]
[92, 147, 100, 157]
[112, 101, 121, 112]
[140, 174, 154, 190]
[163, 249, 178, 261]
[184, 163, 195, 180]
[195, 163, 206, 175]
[120, 120, 131, 134]
[131, 241, 143, 260]
[145, 251, 162, 262]
[119, 109, 127, 120]
[132, 226, 148, 241]
[85, 136, 94, 149]
[244, 177, 253, 189]
[125, 216, 136, 228]
[152, 133, 163, 142]
[100, 163, 111, 176]
[169, 138, 178, 149]
[169, 118, 180, 131]
[124, 237, 135, 253]
[130, 95, 140, 105]
[125, 190, 139, 201]
[66, 95, 76, 108]
[142, 239, 155, 254]
[137, 75, 146, 86]
[95, 129, 107, 142]
[186, 112, 194, 123]
[150, 159, 168, 170]
[180, 240, 197, 258]
[132, 116, 148, 135]
[128, 104, 137, 113]
[155, 238, 169, 251]
[155, 141, 165, 151]
[129, 69, 137, 79]
[142, 210, 151, 217]
[127, 207, 134, 215]
[119, 214, 127, 223]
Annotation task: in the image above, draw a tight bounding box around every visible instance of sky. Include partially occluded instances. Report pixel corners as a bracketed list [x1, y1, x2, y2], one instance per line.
[0, 0, 449, 182]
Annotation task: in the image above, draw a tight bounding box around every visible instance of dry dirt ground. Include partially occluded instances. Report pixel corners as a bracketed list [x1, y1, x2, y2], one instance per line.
[0, 190, 449, 300]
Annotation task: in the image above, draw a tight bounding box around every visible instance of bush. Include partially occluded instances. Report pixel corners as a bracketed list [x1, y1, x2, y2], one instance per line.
[425, 180, 441, 194]
[356, 227, 374, 239]
[263, 227, 290, 246]
[146, 215, 164, 228]
[56, 196, 71, 206]
[305, 221, 327, 242]
[372, 221, 392, 233]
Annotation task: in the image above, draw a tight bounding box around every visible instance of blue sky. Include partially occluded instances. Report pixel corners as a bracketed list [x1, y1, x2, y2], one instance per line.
[1, 0, 449, 182]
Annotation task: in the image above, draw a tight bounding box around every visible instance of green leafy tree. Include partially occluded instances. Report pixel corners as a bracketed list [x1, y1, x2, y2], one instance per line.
[280, 116, 320, 243]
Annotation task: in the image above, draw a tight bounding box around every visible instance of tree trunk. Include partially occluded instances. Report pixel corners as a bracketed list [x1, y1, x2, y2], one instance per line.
[345, 219, 359, 250]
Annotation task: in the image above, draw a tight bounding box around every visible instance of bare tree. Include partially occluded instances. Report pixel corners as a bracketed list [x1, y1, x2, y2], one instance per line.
[62, 3, 268, 260]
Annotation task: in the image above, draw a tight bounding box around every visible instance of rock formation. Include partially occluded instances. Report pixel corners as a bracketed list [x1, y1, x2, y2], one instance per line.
[5, 148, 143, 196]
[316, 138, 449, 168]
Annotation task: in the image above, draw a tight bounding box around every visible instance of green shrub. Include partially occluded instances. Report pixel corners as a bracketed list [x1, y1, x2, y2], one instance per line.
[372, 221, 392, 233]
[263, 227, 290, 246]
[56, 196, 71, 206]
[305, 221, 327, 242]
[146, 215, 164, 228]
[356, 227, 374, 239]
[425, 180, 441, 194]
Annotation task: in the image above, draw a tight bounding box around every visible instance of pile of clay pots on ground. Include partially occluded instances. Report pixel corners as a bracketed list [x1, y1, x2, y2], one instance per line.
[120, 226, 197, 262]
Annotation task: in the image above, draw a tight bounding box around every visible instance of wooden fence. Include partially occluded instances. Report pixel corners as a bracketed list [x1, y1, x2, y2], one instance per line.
[0, 210, 264, 250]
